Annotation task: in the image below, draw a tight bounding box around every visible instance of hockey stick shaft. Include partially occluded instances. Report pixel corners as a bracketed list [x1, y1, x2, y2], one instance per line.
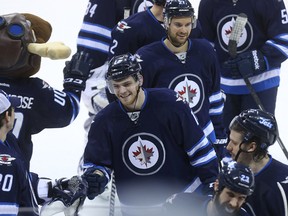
[243, 76, 288, 159]
[109, 171, 116, 216]
[228, 13, 288, 160]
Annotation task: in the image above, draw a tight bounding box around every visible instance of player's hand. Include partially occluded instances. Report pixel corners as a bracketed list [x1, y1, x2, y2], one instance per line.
[41, 176, 87, 216]
[63, 51, 93, 92]
[223, 50, 267, 79]
[81, 167, 108, 200]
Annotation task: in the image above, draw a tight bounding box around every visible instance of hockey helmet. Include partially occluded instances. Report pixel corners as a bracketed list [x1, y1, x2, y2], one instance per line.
[106, 53, 142, 93]
[154, 0, 166, 6]
[229, 109, 278, 149]
[163, 0, 195, 28]
[218, 161, 255, 196]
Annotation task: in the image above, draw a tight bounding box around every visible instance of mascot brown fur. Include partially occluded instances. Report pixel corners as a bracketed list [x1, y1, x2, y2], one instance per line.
[0, 13, 71, 78]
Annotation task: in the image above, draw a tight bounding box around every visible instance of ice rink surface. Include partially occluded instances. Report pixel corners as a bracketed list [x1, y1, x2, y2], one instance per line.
[1, 0, 288, 215]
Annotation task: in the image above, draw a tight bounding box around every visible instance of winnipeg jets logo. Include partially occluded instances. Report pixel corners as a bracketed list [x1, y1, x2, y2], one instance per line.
[0, 154, 16, 165]
[132, 137, 154, 166]
[217, 14, 252, 53]
[169, 74, 204, 114]
[132, 0, 154, 14]
[177, 77, 198, 104]
[123, 133, 165, 175]
[116, 21, 131, 32]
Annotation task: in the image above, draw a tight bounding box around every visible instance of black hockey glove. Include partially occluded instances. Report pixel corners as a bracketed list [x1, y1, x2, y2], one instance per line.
[81, 167, 108, 200]
[223, 50, 267, 79]
[41, 176, 88, 216]
[213, 138, 229, 161]
[63, 51, 93, 92]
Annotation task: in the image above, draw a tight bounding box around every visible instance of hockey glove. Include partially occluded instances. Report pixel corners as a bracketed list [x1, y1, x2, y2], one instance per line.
[63, 51, 93, 92]
[40, 176, 87, 216]
[223, 50, 267, 79]
[82, 167, 108, 200]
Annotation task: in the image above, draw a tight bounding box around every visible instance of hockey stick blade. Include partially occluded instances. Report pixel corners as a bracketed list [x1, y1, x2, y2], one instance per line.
[228, 13, 247, 58]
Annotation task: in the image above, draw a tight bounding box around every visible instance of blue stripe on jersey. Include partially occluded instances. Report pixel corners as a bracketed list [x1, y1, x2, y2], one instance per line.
[221, 69, 280, 94]
[266, 40, 288, 58]
[190, 149, 217, 167]
[77, 36, 110, 53]
[209, 91, 222, 103]
[186, 136, 209, 157]
[209, 103, 224, 115]
[80, 22, 112, 39]
[202, 121, 216, 143]
[184, 177, 202, 193]
[0, 202, 18, 216]
[66, 92, 80, 123]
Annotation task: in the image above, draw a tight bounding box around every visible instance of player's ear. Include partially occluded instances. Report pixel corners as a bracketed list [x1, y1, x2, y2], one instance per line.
[138, 74, 143, 86]
[214, 179, 219, 192]
[246, 142, 257, 153]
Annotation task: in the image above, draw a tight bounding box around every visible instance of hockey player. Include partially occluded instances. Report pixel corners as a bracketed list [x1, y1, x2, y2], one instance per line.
[108, 0, 202, 60]
[198, 0, 288, 131]
[136, 0, 227, 159]
[81, 53, 219, 216]
[77, 0, 154, 200]
[77, 0, 154, 70]
[0, 90, 87, 216]
[164, 161, 255, 216]
[227, 109, 288, 216]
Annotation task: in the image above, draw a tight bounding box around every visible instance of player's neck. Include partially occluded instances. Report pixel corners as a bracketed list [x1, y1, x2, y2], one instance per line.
[150, 5, 164, 22]
[248, 155, 270, 174]
[0, 129, 7, 143]
[164, 38, 188, 53]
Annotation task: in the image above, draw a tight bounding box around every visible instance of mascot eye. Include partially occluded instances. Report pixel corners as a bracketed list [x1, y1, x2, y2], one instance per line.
[0, 16, 25, 39]
[7, 23, 25, 39]
[0, 16, 6, 28]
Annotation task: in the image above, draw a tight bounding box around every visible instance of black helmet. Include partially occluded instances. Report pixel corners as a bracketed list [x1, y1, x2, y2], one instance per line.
[229, 109, 278, 149]
[154, 0, 166, 6]
[106, 53, 142, 93]
[218, 161, 255, 196]
[106, 53, 141, 81]
[163, 0, 195, 28]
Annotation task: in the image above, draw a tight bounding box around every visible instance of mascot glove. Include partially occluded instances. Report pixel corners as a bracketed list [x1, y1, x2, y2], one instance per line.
[63, 51, 93, 92]
[223, 50, 267, 79]
[81, 167, 108, 200]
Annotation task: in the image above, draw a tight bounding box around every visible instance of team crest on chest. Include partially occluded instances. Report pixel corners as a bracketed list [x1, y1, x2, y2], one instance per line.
[217, 14, 253, 53]
[169, 74, 204, 114]
[0, 154, 16, 165]
[122, 132, 165, 176]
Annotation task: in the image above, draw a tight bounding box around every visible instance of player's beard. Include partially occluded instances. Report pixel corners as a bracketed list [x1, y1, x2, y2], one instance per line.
[167, 28, 189, 48]
[120, 85, 140, 111]
[213, 193, 239, 216]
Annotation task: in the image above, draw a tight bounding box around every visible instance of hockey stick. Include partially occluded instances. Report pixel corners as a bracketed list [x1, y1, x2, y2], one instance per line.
[109, 171, 116, 216]
[228, 13, 288, 160]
